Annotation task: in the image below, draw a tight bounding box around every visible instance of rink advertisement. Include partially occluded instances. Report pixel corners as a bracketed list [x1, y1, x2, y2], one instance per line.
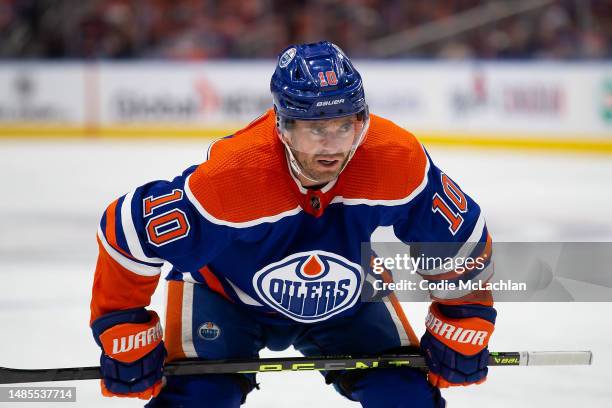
[361, 242, 612, 302]
[96, 62, 272, 126]
[92, 62, 612, 138]
[0, 64, 86, 125]
[0, 62, 610, 150]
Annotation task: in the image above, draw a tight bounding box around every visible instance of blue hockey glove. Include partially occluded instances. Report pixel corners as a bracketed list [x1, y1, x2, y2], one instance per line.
[91, 308, 166, 399]
[421, 302, 496, 388]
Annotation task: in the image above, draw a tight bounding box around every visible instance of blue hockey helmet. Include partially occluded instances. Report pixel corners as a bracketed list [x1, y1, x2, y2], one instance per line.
[270, 41, 367, 120]
[271, 41, 370, 184]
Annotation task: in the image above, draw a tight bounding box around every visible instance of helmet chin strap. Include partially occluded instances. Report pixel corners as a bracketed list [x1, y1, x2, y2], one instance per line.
[276, 116, 370, 185]
[280, 133, 322, 184]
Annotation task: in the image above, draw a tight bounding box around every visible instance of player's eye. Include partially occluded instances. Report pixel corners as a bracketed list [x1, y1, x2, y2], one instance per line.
[339, 123, 352, 132]
[310, 127, 325, 136]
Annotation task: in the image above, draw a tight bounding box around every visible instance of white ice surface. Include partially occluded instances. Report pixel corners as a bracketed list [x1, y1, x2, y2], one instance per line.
[0, 140, 611, 407]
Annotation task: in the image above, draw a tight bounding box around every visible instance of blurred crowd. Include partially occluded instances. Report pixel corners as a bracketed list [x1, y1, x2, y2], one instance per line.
[0, 0, 610, 59]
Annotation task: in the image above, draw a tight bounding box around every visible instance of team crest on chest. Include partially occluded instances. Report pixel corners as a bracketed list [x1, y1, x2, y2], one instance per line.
[253, 251, 363, 323]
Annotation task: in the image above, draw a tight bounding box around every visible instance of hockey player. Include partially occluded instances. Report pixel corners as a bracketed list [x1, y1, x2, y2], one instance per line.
[90, 41, 495, 407]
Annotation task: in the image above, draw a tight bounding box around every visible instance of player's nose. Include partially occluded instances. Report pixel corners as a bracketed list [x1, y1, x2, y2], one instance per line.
[319, 132, 346, 148]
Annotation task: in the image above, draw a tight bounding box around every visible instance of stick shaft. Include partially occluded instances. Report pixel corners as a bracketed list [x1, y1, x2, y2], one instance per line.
[0, 351, 592, 384]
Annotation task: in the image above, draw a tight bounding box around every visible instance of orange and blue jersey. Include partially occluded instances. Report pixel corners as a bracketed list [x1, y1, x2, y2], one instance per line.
[90, 109, 492, 325]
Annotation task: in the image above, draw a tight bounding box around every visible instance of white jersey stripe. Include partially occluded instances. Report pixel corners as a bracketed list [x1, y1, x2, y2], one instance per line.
[205, 137, 224, 162]
[329, 144, 430, 207]
[417, 214, 486, 277]
[97, 227, 161, 277]
[382, 298, 410, 346]
[225, 278, 264, 306]
[184, 173, 303, 228]
[185, 144, 430, 227]
[181, 271, 200, 284]
[120, 190, 164, 264]
[181, 282, 198, 358]
[428, 263, 495, 300]
[163, 282, 172, 346]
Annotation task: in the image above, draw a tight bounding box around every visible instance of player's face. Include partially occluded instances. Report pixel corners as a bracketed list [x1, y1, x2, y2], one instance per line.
[284, 115, 362, 184]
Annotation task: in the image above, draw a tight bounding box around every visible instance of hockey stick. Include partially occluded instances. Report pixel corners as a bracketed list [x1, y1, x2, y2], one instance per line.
[0, 351, 592, 385]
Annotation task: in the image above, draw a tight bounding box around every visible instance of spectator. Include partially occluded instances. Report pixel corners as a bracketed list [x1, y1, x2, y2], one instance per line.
[0, 0, 609, 60]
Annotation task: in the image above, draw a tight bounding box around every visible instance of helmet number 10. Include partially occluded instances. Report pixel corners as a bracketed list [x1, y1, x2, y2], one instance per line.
[318, 71, 338, 87]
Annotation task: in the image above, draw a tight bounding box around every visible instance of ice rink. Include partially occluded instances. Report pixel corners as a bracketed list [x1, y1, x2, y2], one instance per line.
[1, 139, 611, 407]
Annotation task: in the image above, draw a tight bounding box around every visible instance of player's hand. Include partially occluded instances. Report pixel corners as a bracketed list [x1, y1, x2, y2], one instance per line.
[91, 308, 166, 399]
[420, 302, 496, 388]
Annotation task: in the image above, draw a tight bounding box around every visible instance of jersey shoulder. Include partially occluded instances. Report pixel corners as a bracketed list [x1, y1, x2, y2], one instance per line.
[340, 113, 428, 202]
[187, 109, 299, 225]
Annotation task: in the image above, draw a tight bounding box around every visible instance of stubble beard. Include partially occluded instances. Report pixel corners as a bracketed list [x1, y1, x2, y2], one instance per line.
[295, 151, 351, 183]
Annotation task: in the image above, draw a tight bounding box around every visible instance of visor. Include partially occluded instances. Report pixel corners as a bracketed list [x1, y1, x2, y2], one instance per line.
[279, 113, 369, 155]
[278, 110, 370, 183]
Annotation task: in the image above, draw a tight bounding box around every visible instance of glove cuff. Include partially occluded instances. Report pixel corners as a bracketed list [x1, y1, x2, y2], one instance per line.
[92, 309, 163, 363]
[91, 308, 152, 346]
[437, 302, 497, 324]
[426, 303, 494, 356]
[101, 378, 163, 400]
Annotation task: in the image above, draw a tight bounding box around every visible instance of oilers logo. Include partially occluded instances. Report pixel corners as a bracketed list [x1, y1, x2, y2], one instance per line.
[198, 322, 221, 340]
[279, 47, 296, 68]
[253, 251, 363, 323]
